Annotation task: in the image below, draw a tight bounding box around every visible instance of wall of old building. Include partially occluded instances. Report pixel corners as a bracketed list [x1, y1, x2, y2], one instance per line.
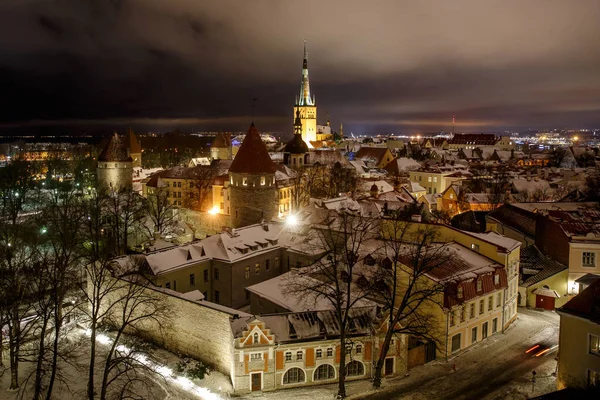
[557, 312, 600, 389]
[97, 161, 133, 191]
[230, 173, 277, 228]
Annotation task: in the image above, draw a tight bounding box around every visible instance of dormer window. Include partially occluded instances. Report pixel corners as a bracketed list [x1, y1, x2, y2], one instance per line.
[253, 332, 259, 344]
[494, 274, 499, 285]
[476, 280, 482, 292]
[457, 286, 463, 299]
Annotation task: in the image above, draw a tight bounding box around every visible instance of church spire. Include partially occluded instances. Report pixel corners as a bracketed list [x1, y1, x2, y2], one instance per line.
[297, 40, 314, 106]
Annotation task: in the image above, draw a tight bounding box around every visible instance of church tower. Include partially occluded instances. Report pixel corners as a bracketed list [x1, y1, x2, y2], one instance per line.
[284, 109, 309, 167]
[229, 123, 277, 228]
[293, 41, 317, 148]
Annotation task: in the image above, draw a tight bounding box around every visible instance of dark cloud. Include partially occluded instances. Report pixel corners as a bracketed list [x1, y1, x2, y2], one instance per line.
[1, 0, 600, 134]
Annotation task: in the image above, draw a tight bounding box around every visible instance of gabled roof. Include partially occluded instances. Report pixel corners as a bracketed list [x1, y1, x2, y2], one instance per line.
[520, 245, 568, 287]
[229, 123, 277, 174]
[448, 133, 499, 146]
[355, 146, 391, 164]
[98, 133, 132, 162]
[559, 278, 600, 325]
[487, 203, 537, 238]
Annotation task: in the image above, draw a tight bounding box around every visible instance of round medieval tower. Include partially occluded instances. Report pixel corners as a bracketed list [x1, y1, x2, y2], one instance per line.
[229, 123, 277, 228]
[97, 132, 133, 192]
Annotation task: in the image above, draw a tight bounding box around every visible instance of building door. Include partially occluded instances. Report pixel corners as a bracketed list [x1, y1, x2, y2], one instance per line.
[384, 358, 394, 375]
[482, 322, 488, 339]
[535, 295, 555, 310]
[251, 373, 261, 391]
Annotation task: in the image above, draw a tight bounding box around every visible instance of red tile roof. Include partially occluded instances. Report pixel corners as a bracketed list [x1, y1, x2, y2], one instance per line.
[229, 123, 277, 174]
[448, 133, 498, 146]
[98, 133, 132, 162]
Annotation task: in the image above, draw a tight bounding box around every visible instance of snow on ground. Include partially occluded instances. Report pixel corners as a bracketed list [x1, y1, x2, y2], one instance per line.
[0, 327, 232, 400]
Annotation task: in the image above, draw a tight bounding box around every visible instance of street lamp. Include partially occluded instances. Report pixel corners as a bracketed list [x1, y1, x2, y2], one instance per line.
[208, 206, 219, 215]
[286, 214, 298, 227]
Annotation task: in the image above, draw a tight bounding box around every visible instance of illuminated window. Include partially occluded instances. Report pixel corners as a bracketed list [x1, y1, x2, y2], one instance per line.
[590, 334, 600, 355]
[245, 266, 250, 279]
[428, 177, 432, 182]
[243, 177, 248, 186]
[255, 263, 260, 274]
[471, 244, 480, 252]
[260, 176, 265, 185]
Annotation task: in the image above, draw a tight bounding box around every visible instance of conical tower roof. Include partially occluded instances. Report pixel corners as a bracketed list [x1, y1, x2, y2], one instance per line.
[98, 133, 132, 162]
[229, 123, 276, 174]
[211, 132, 231, 148]
[126, 127, 142, 153]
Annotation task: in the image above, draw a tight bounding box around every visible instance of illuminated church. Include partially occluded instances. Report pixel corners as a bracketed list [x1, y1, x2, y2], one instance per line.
[293, 42, 332, 148]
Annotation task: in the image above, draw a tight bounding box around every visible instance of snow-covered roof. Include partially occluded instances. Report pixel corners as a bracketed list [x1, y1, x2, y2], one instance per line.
[512, 178, 550, 193]
[395, 157, 421, 171]
[459, 230, 521, 252]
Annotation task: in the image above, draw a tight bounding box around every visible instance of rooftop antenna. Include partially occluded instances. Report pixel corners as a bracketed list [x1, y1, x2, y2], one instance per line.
[452, 114, 456, 135]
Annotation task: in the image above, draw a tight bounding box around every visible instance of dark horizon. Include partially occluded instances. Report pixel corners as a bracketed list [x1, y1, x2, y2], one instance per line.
[2, 1, 600, 135]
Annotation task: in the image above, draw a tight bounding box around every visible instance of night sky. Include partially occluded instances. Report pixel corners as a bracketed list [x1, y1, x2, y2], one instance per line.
[1, 0, 600, 135]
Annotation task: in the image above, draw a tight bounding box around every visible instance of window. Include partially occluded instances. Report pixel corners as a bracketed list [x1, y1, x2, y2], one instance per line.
[283, 368, 305, 384]
[178, 191, 181, 198]
[275, 257, 280, 268]
[590, 334, 600, 355]
[285, 352, 292, 361]
[242, 177, 248, 186]
[245, 266, 250, 279]
[471, 327, 477, 344]
[449, 311, 455, 326]
[356, 345, 362, 354]
[177, 182, 181, 188]
[460, 307, 465, 322]
[316, 349, 322, 358]
[296, 351, 303, 360]
[203, 269, 208, 283]
[496, 292, 502, 308]
[457, 286, 463, 299]
[260, 176, 265, 186]
[488, 296, 493, 311]
[476, 280, 482, 292]
[314, 364, 335, 381]
[428, 177, 432, 182]
[433, 177, 437, 183]
[451, 334, 461, 353]
[265, 259, 270, 271]
[346, 361, 365, 376]
[251, 353, 262, 361]
[165, 282, 171, 289]
[326, 348, 333, 357]
[214, 290, 220, 303]
[582, 252, 596, 267]
[479, 299, 484, 314]
[470, 303, 475, 318]
[214, 268, 219, 281]
[255, 263, 260, 274]
[450, 193, 454, 199]
[189, 273, 195, 286]
[471, 243, 480, 252]
[253, 333, 259, 344]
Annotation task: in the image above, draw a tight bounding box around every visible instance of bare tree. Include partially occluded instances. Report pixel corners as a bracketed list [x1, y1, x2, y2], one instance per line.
[104, 190, 146, 255]
[144, 184, 176, 239]
[372, 221, 451, 388]
[184, 163, 221, 212]
[285, 210, 379, 398]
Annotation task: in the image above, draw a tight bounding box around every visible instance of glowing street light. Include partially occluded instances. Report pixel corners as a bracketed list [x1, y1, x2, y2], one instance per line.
[286, 214, 298, 226]
[208, 206, 219, 216]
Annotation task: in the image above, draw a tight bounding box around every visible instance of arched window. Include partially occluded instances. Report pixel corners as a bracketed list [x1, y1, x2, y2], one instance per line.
[346, 360, 364, 377]
[283, 367, 305, 384]
[253, 333, 259, 344]
[314, 364, 335, 381]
